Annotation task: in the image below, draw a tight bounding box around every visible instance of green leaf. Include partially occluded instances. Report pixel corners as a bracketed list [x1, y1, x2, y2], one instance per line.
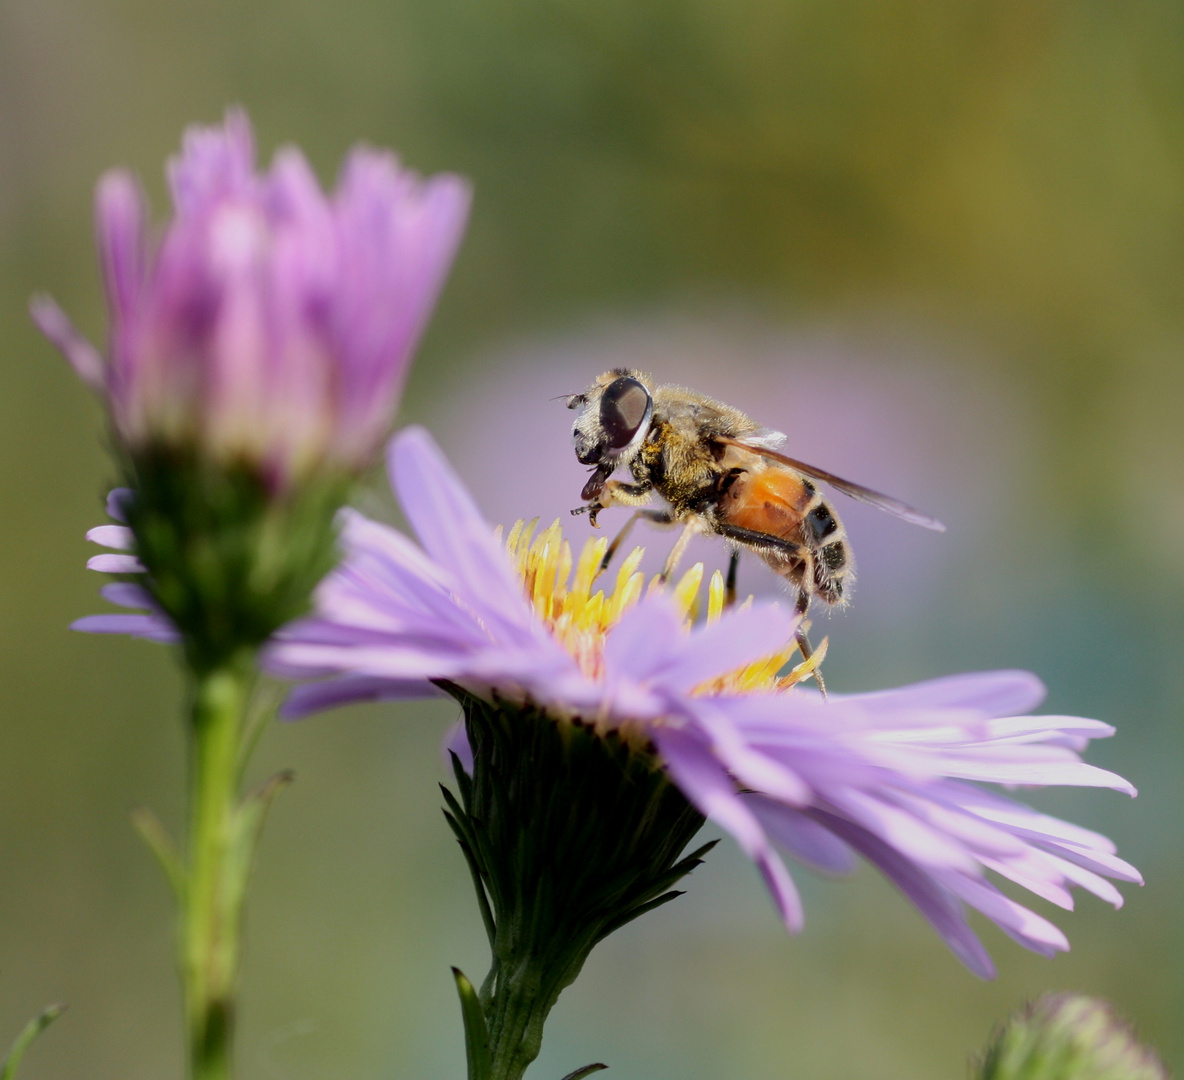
[131, 807, 187, 899]
[1, 1004, 65, 1080]
[559, 1064, 608, 1080]
[237, 677, 286, 779]
[452, 967, 491, 1080]
[226, 770, 295, 911]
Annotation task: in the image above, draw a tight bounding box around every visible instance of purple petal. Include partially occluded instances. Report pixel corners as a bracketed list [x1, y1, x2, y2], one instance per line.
[822, 788, 979, 872]
[99, 582, 153, 609]
[682, 698, 812, 804]
[29, 296, 105, 390]
[389, 429, 533, 632]
[602, 599, 683, 684]
[168, 107, 256, 214]
[810, 809, 996, 978]
[280, 674, 440, 719]
[976, 852, 1076, 910]
[331, 155, 470, 454]
[746, 796, 857, 874]
[933, 754, 1136, 794]
[655, 726, 804, 932]
[272, 640, 474, 681]
[885, 786, 1029, 858]
[978, 714, 1117, 752]
[648, 602, 799, 693]
[87, 525, 135, 550]
[841, 670, 1047, 717]
[106, 488, 134, 522]
[1043, 856, 1126, 907]
[938, 870, 1068, 957]
[72, 613, 178, 642]
[95, 170, 147, 329]
[87, 553, 145, 573]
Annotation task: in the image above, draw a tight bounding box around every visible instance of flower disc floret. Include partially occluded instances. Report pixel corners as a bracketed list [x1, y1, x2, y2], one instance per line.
[503, 517, 817, 695]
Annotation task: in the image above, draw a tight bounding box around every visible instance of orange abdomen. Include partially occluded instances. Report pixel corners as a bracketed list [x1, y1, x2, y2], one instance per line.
[721, 466, 812, 540]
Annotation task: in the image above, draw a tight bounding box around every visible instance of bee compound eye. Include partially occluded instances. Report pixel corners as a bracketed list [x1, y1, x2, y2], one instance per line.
[599, 377, 651, 450]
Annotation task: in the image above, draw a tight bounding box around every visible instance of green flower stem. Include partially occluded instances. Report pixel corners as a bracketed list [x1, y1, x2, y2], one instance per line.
[183, 654, 254, 1080]
[481, 958, 573, 1080]
[120, 450, 343, 1080]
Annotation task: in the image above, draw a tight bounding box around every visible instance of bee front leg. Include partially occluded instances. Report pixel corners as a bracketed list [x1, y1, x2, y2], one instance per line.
[571, 478, 654, 529]
[599, 479, 654, 507]
[596, 507, 674, 577]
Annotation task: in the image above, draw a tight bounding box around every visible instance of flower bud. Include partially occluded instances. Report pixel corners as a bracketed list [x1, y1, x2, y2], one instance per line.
[976, 994, 1167, 1080]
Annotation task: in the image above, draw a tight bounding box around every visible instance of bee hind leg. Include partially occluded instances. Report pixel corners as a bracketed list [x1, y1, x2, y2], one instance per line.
[793, 588, 827, 699]
[710, 523, 829, 696]
[725, 548, 740, 609]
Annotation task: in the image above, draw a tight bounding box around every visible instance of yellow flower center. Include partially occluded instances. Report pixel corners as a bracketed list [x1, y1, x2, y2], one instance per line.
[503, 518, 824, 693]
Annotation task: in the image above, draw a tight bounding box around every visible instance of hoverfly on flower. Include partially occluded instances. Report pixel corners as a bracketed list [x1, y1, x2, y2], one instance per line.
[567, 369, 945, 687]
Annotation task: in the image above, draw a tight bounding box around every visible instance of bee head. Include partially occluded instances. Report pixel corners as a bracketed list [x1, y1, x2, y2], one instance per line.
[569, 370, 654, 470]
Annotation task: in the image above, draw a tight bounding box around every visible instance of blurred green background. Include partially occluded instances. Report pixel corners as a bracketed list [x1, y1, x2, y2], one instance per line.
[1, 1, 1182, 1077]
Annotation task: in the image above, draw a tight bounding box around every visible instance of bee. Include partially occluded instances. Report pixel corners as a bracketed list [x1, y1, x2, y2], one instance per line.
[566, 369, 945, 682]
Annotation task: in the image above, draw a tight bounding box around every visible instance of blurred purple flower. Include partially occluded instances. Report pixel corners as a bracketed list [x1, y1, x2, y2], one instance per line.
[33, 108, 469, 487]
[256, 426, 1140, 979]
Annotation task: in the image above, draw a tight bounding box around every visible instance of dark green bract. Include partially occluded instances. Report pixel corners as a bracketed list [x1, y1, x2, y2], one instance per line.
[122, 447, 349, 675]
[442, 689, 714, 1080]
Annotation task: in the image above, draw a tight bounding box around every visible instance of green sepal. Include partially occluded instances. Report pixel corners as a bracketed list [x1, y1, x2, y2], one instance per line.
[558, 1065, 607, 1080]
[0, 1004, 65, 1080]
[442, 784, 497, 948]
[593, 839, 719, 943]
[121, 447, 349, 676]
[131, 806, 187, 900]
[449, 747, 474, 806]
[453, 967, 492, 1080]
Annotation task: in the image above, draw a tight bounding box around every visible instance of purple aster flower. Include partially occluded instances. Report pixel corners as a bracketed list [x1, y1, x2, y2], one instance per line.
[43, 109, 470, 670]
[32, 107, 469, 488]
[39, 111, 472, 1078]
[259, 425, 1140, 980]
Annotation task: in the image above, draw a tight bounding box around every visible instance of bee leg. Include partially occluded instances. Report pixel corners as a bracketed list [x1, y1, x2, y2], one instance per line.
[658, 521, 698, 584]
[571, 478, 654, 528]
[597, 511, 642, 575]
[711, 525, 829, 695]
[595, 509, 675, 578]
[793, 588, 827, 698]
[724, 548, 740, 609]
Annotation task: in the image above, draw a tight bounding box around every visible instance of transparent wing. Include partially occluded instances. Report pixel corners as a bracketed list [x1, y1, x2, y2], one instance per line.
[720, 436, 947, 532]
[744, 427, 788, 451]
